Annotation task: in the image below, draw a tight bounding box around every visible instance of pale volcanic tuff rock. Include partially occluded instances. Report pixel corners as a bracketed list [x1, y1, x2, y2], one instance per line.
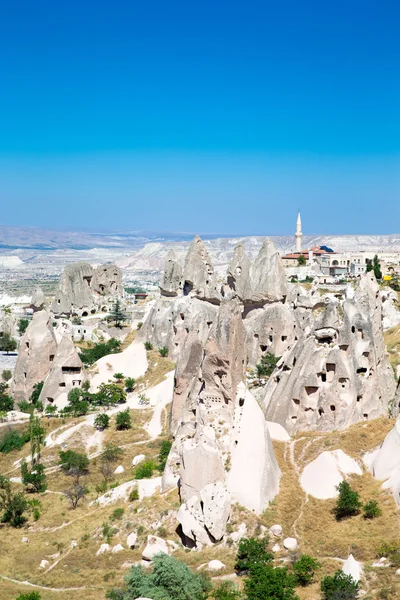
[371, 417, 400, 503]
[11, 310, 57, 404]
[39, 336, 85, 409]
[167, 300, 280, 547]
[160, 250, 183, 296]
[52, 262, 123, 316]
[263, 273, 396, 434]
[30, 287, 46, 311]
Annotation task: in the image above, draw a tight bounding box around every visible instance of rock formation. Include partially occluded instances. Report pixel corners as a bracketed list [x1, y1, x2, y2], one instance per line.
[371, 417, 400, 504]
[11, 310, 57, 404]
[30, 287, 46, 311]
[52, 262, 123, 316]
[164, 300, 280, 547]
[39, 336, 85, 409]
[263, 273, 396, 434]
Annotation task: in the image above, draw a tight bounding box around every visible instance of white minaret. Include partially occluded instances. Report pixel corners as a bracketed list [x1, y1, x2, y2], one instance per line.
[295, 212, 302, 252]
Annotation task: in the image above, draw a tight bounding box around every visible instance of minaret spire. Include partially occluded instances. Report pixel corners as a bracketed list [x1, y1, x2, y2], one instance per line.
[295, 211, 302, 252]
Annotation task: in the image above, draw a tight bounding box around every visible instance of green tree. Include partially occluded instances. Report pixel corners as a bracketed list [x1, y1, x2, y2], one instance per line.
[79, 338, 121, 366]
[115, 408, 131, 430]
[135, 460, 157, 479]
[64, 483, 88, 509]
[99, 443, 124, 482]
[2, 368, 12, 381]
[0, 333, 17, 354]
[21, 461, 47, 493]
[0, 382, 13, 412]
[108, 298, 128, 328]
[94, 413, 110, 430]
[235, 537, 273, 574]
[108, 553, 211, 600]
[29, 381, 44, 407]
[293, 554, 321, 586]
[244, 564, 298, 600]
[256, 353, 280, 378]
[18, 318, 29, 335]
[45, 404, 57, 416]
[125, 377, 136, 392]
[96, 382, 126, 407]
[59, 450, 89, 483]
[65, 388, 89, 416]
[334, 481, 362, 520]
[363, 500, 381, 519]
[321, 570, 359, 600]
[158, 439, 172, 472]
[0, 475, 28, 527]
[297, 254, 307, 266]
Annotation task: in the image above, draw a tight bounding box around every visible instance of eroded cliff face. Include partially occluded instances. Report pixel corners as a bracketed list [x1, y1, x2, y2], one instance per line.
[263, 273, 396, 434]
[51, 262, 123, 316]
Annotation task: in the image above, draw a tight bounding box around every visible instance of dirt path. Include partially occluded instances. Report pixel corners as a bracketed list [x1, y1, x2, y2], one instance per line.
[0, 574, 102, 592]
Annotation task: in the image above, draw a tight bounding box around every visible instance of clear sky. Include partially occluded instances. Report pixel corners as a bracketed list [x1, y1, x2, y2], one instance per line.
[0, 0, 399, 235]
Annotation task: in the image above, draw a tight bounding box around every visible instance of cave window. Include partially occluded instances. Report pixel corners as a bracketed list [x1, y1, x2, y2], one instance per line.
[260, 345, 267, 352]
[82, 311, 88, 317]
[269, 335, 273, 342]
[351, 326, 355, 333]
[49, 354, 54, 362]
[363, 413, 368, 419]
[281, 335, 287, 342]
[239, 398, 245, 407]
[62, 366, 81, 373]
[356, 367, 367, 374]
[59, 382, 66, 387]
[330, 405, 336, 411]
[183, 281, 193, 296]
[26, 342, 30, 349]
[47, 397, 54, 403]
[180, 313, 185, 320]
[357, 395, 362, 402]
[318, 408, 324, 416]
[292, 398, 300, 405]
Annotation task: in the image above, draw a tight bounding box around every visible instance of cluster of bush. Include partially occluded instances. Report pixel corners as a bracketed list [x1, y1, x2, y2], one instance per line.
[79, 338, 122, 366]
[104, 535, 359, 600]
[335, 480, 381, 520]
[144, 341, 169, 357]
[255, 352, 280, 378]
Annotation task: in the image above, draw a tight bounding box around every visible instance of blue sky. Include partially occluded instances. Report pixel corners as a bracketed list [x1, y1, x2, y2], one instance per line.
[0, 0, 399, 234]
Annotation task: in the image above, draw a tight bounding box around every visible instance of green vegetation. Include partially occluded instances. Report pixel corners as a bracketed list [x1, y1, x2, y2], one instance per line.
[210, 581, 242, 600]
[99, 443, 124, 483]
[125, 376, 136, 392]
[235, 537, 273, 574]
[114, 372, 124, 381]
[255, 353, 279, 378]
[94, 413, 110, 430]
[293, 554, 321, 586]
[110, 507, 124, 521]
[137, 321, 143, 329]
[0, 475, 28, 527]
[0, 381, 13, 412]
[320, 570, 359, 600]
[0, 427, 30, 453]
[59, 450, 89, 482]
[158, 439, 172, 472]
[334, 481, 362, 520]
[1, 368, 12, 381]
[135, 459, 157, 479]
[0, 333, 17, 354]
[363, 499, 382, 519]
[108, 298, 128, 328]
[107, 553, 211, 600]
[15, 592, 41, 600]
[21, 415, 47, 493]
[115, 408, 131, 430]
[29, 381, 44, 407]
[144, 341, 153, 351]
[366, 254, 382, 280]
[18, 318, 29, 335]
[243, 564, 298, 600]
[159, 346, 169, 357]
[297, 254, 307, 266]
[79, 338, 121, 366]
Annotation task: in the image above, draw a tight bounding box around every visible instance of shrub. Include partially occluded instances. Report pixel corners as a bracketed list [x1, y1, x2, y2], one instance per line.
[0, 333, 17, 354]
[94, 413, 110, 430]
[125, 377, 136, 392]
[0, 393, 13, 412]
[135, 460, 157, 479]
[95, 382, 126, 407]
[64, 484, 88, 509]
[144, 341, 153, 351]
[18, 318, 30, 335]
[101, 443, 124, 463]
[363, 500, 381, 519]
[0, 427, 30, 453]
[1, 369, 12, 382]
[211, 581, 242, 599]
[80, 338, 122, 366]
[72, 316, 82, 325]
[255, 353, 279, 378]
[116, 409, 131, 430]
[0, 475, 28, 527]
[293, 554, 321, 586]
[15, 592, 41, 600]
[108, 553, 211, 600]
[114, 372, 124, 381]
[45, 404, 57, 416]
[137, 322, 143, 330]
[244, 564, 298, 600]
[159, 346, 169, 357]
[129, 488, 139, 502]
[21, 461, 47, 493]
[235, 537, 273, 574]
[110, 508, 125, 521]
[334, 481, 362, 520]
[321, 570, 359, 600]
[158, 439, 172, 472]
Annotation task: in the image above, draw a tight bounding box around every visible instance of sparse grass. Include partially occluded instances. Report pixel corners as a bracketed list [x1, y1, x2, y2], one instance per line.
[384, 325, 400, 373]
[135, 349, 175, 390]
